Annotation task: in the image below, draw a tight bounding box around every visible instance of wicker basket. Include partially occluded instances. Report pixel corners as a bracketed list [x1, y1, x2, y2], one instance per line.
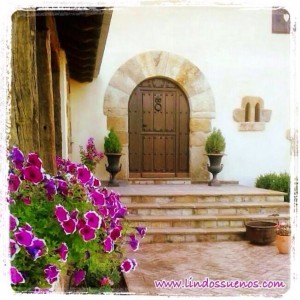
[245, 220, 277, 245]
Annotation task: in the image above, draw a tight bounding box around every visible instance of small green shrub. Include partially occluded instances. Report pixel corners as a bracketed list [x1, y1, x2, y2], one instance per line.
[205, 128, 226, 154]
[255, 172, 290, 202]
[104, 129, 122, 153]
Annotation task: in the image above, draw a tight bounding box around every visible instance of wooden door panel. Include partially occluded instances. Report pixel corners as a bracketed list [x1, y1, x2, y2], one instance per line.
[165, 93, 175, 132]
[129, 78, 189, 178]
[129, 91, 140, 172]
[142, 136, 153, 172]
[178, 92, 189, 172]
[165, 135, 175, 172]
[153, 136, 166, 172]
[142, 92, 153, 132]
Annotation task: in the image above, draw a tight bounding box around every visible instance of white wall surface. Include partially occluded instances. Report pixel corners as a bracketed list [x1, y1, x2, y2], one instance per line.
[70, 6, 291, 186]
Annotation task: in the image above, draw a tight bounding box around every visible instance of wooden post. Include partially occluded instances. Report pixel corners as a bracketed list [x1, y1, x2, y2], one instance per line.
[36, 24, 57, 174]
[10, 11, 40, 153]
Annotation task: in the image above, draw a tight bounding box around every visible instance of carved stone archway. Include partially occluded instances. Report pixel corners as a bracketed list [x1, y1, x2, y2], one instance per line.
[103, 51, 215, 180]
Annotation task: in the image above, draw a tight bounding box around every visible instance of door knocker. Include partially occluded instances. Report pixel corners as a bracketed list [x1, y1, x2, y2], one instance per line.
[154, 96, 162, 112]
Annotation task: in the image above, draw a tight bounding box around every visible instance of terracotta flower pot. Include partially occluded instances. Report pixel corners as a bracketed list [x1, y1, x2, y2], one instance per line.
[275, 235, 291, 254]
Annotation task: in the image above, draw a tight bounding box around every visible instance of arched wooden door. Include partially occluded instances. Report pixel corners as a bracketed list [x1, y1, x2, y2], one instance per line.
[129, 78, 189, 178]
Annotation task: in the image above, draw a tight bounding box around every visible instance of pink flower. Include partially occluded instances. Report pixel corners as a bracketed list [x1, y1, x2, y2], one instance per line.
[8, 174, 21, 192]
[55, 205, 69, 223]
[73, 270, 86, 286]
[56, 242, 68, 262]
[23, 165, 43, 184]
[109, 226, 122, 241]
[89, 191, 105, 206]
[11, 266, 25, 285]
[10, 239, 20, 260]
[100, 276, 114, 286]
[14, 228, 34, 247]
[84, 211, 101, 229]
[61, 219, 77, 235]
[44, 264, 60, 284]
[27, 152, 42, 169]
[79, 225, 96, 242]
[103, 236, 114, 253]
[120, 258, 137, 273]
[77, 166, 92, 185]
[10, 214, 19, 232]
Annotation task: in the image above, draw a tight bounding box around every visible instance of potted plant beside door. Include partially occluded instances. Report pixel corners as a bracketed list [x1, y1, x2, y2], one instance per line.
[104, 128, 122, 186]
[275, 222, 291, 254]
[205, 128, 226, 186]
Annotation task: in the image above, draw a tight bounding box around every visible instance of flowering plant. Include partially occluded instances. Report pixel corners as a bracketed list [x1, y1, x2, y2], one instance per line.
[276, 222, 291, 236]
[8, 146, 146, 293]
[79, 137, 104, 173]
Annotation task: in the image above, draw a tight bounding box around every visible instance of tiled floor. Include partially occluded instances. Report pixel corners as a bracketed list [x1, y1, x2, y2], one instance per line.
[124, 241, 290, 297]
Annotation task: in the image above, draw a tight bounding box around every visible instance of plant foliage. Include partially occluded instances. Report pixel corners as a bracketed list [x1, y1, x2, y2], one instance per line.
[205, 128, 226, 154]
[104, 129, 122, 154]
[255, 172, 290, 202]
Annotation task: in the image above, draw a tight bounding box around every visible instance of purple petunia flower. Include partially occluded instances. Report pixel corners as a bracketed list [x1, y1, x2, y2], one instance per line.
[10, 239, 20, 260]
[44, 264, 60, 284]
[8, 174, 21, 193]
[98, 206, 108, 218]
[10, 214, 19, 232]
[61, 219, 76, 235]
[103, 236, 114, 253]
[14, 228, 34, 247]
[120, 258, 137, 273]
[115, 206, 128, 218]
[79, 225, 96, 242]
[23, 165, 43, 184]
[44, 179, 57, 200]
[128, 234, 139, 251]
[77, 166, 92, 185]
[84, 211, 101, 230]
[27, 152, 42, 169]
[135, 226, 147, 239]
[66, 162, 77, 174]
[26, 238, 47, 260]
[73, 270, 86, 286]
[93, 177, 101, 187]
[11, 146, 24, 170]
[56, 242, 68, 262]
[55, 205, 69, 223]
[23, 223, 33, 231]
[110, 226, 122, 241]
[57, 179, 68, 196]
[70, 209, 79, 221]
[11, 266, 25, 285]
[89, 191, 105, 206]
[76, 219, 86, 230]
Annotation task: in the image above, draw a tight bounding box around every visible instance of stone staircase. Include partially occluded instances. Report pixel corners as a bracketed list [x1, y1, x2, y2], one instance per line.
[116, 184, 290, 243]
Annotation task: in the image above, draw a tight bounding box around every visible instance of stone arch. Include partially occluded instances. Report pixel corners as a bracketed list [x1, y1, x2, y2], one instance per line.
[103, 51, 215, 180]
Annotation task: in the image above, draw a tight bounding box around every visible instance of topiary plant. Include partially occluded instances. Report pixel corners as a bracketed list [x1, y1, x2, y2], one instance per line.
[104, 129, 122, 154]
[205, 128, 226, 154]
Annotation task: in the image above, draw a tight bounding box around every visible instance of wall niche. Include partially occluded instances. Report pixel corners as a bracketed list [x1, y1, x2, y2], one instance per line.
[233, 96, 272, 131]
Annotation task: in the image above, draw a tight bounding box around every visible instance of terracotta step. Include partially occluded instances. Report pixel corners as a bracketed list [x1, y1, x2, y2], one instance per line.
[128, 178, 191, 185]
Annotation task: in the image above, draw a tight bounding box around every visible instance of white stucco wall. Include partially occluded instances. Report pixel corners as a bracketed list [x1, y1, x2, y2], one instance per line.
[70, 6, 291, 186]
